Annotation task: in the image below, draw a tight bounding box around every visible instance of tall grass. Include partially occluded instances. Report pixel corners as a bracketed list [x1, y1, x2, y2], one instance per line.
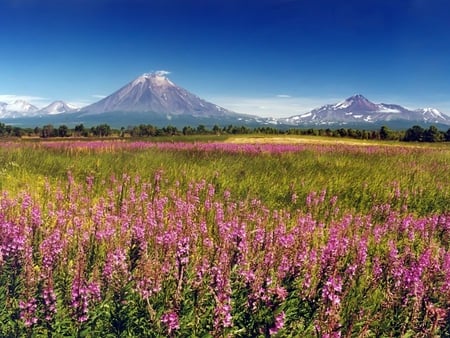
[0, 139, 449, 336]
[1, 140, 449, 215]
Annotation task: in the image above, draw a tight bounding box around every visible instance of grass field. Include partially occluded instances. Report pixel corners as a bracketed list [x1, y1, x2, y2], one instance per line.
[0, 136, 449, 336]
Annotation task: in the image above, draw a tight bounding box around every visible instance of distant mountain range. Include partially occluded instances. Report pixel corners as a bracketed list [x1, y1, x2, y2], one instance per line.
[1, 73, 450, 129]
[0, 99, 78, 119]
[278, 94, 450, 127]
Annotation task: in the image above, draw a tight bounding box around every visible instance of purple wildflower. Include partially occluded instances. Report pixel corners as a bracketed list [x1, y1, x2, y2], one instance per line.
[19, 298, 38, 327]
[161, 311, 180, 334]
[269, 311, 285, 336]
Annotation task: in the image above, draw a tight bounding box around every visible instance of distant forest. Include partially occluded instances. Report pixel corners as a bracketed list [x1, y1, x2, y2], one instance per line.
[0, 122, 450, 143]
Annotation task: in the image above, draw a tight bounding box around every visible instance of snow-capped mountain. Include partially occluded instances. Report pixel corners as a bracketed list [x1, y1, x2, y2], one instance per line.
[281, 94, 450, 126]
[414, 107, 449, 123]
[1, 84, 449, 129]
[0, 100, 39, 118]
[39, 100, 78, 115]
[80, 72, 236, 118]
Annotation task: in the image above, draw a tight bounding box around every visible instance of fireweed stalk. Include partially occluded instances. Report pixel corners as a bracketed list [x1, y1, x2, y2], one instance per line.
[0, 171, 448, 336]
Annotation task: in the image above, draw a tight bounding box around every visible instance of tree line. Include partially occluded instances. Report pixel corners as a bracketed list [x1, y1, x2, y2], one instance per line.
[1, 122, 450, 142]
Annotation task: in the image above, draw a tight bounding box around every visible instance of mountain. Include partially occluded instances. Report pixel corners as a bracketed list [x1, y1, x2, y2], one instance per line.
[0, 73, 259, 128]
[281, 94, 450, 127]
[37, 71, 256, 128]
[2, 83, 450, 129]
[39, 101, 78, 115]
[81, 72, 236, 118]
[0, 100, 39, 118]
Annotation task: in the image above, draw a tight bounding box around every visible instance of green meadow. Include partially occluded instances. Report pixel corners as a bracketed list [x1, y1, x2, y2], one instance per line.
[0, 136, 449, 337]
[1, 136, 449, 215]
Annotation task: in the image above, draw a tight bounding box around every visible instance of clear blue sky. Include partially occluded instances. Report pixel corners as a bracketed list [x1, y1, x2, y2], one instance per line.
[1, 0, 450, 117]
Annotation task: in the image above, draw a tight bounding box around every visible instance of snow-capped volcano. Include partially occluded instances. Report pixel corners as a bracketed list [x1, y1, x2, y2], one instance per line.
[282, 94, 450, 126]
[0, 100, 39, 118]
[39, 100, 78, 115]
[7, 100, 39, 113]
[80, 72, 235, 117]
[332, 94, 380, 111]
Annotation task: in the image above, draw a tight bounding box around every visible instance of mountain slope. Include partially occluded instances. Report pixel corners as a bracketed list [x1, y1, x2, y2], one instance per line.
[282, 94, 450, 126]
[80, 72, 236, 118]
[39, 101, 78, 115]
[0, 100, 39, 118]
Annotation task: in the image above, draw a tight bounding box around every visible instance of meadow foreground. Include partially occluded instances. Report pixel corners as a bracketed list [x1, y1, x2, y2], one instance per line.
[0, 138, 449, 337]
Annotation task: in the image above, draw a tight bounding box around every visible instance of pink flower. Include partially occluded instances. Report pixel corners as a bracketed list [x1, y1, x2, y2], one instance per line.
[19, 298, 38, 327]
[322, 275, 343, 306]
[269, 311, 285, 336]
[161, 311, 180, 334]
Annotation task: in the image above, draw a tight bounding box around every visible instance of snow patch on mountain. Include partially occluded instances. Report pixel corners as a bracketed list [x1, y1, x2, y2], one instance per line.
[39, 100, 78, 115]
[334, 100, 352, 109]
[418, 107, 445, 119]
[377, 106, 401, 113]
[0, 100, 39, 118]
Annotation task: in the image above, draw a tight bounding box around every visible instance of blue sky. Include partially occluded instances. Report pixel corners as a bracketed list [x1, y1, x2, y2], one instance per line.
[1, 0, 450, 117]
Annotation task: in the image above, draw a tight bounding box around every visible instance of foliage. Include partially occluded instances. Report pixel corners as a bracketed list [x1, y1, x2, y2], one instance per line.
[2, 120, 450, 143]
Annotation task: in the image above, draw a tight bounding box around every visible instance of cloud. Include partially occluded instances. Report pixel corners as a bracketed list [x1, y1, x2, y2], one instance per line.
[154, 70, 171, 76]
[209, 95, 340, 118]
[91, 94, 107, 99]
[0, 94, 94, 109]
[276, 94, 292, 98]
[65, 100, 88, 108]
[0, 94, 49, 107]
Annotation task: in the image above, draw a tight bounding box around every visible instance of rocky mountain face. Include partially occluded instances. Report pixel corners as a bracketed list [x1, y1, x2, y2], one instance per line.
[281, 94, 450, 126]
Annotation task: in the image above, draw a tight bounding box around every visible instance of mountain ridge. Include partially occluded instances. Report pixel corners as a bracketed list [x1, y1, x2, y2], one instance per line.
[281, 94, 450, 126]
[1, 76, 450, 128]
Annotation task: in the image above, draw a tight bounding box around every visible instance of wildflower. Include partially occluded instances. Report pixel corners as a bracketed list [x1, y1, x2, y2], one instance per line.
[176, 237, 190, 267]
[40, 229, 64, 270]
[291, 193, 298, 203]
[42, 281, 57, 321]
[19, 298, 38, 327]
[102, 248, 129, 287]
[322, 275, 343, 307]
[161, 311, 180, 334]
[71, 277, 101, 323]
[269, 311, 285, 336]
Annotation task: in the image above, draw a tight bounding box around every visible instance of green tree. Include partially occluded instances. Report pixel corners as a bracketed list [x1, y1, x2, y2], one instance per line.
[74, 124, 85, 136]
[41, 124, 55, 138]
[12, 127, 24, 137]
[423, 125, 442, 142]
[182, 126, 194, 135]
[58, 125, 70, 137]
[163, 125, 178, 136]
[404, 125, 424, 142]
[91, 124, 111, 137]
[379, 126, 393, 140]
[33, 126, 41, 136]
[212, 124, 221, 135]
[445, 128, 450, 142]
[196, 124, 207, 134]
